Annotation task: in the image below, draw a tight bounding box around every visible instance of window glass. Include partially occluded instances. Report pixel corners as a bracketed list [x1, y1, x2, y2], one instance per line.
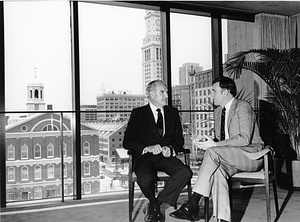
[4, 1, 73, 203]
[21, 167, 28, 180]
[35, 166, 41, 180]
[8, 167, 15, 181]
[4, 1, 72, 112]
[78, 3, 156, 195]
[47, 143, 54, 158]
[170, 13, 213, 176]
[34, 144, 41, 158]
[21, 145, 28, 159]
[34, 188, 42, 199]
[48, 165, 54, 178]
[84, 162, 90, 175]
[83, 142, 90, 155]
[7, 144, 15, 160]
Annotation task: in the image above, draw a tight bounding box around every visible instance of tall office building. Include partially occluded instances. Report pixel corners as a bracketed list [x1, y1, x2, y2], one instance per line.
[189, 68, 214, 150]
[141, 10, 162, 93]
[179, 63, 203, 85]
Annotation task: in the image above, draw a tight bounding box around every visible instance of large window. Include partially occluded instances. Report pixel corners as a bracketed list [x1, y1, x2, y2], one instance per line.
[35, 166, 41, 180]
[34, 144, 41, 159]
[2, 1, 256, 206]
[21, 144, 28, 159]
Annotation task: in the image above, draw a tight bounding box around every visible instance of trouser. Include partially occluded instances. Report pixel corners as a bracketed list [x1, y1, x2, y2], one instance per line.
[193, 147, 263, 221]
[135, 155, 193, 207]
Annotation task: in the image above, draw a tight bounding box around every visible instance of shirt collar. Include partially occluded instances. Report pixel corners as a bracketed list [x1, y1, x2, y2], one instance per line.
[149, 102, 163, 111]
[149, 102, 164, 116]
[224, 97, 234, 111]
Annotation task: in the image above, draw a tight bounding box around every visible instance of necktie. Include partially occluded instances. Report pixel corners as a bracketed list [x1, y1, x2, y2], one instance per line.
[156, 108, 163, 136]
[220, 107, 226, 141]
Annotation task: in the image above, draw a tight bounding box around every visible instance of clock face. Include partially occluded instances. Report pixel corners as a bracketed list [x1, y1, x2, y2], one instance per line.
[156, 19, 160, 26]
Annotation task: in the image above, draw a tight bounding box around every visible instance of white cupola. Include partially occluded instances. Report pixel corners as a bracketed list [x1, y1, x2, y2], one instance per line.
[26, 68, 46, 112]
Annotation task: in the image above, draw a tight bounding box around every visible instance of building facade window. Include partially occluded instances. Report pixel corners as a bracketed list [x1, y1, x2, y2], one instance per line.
[34, 144, 41, 158]
[47, 143, 54, 158]
[21, 166, 29, 180]
[34, 188, 42, 199]
[64, 185, 68, 196]
[63, 164, 67, 177]
[21, 144, 28, 159]
[8, 191, 15, 201]
[7, 144, 15, 160]
[83, 142, 90, 155]
[84, 162, 90, 175]
[48, 165, 54, 178]
[35, 165, 41, 180]
[21, 190, 29, 200]
[42, 124, 59, 131]
[84, 183, 91, 194]
[8, 167, 15, 181]
[63, 143, 67, 157]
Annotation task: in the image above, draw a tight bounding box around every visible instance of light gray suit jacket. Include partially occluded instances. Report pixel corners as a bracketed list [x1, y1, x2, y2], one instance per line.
[214, 98, 264, 153]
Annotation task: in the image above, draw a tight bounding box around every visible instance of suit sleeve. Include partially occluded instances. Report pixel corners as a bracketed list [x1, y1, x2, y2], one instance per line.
[122, 109, 146, 155]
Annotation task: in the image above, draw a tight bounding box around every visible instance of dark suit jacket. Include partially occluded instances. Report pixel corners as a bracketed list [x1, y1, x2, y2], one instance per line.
[123, 103, 184, 163]
[214, 98, 264, 153]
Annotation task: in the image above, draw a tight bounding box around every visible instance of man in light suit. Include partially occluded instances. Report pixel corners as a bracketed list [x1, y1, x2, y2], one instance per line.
[123, 80, 192, 222]
[170, 76, 264, 222]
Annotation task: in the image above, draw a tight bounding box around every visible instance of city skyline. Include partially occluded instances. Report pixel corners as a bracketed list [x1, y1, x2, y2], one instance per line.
[4, 1, 227, 112]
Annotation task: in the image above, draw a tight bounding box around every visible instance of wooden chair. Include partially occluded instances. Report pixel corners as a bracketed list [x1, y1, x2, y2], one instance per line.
[128, 149, 192, 222]
[204, 145, 279, 222]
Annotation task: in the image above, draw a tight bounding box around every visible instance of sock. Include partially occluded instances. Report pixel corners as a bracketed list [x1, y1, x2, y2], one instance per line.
[187, 192, 202, 207]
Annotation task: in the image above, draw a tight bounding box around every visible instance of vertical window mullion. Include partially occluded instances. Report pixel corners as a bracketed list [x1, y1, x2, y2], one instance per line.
[70, 1, 82, 201]
[211, 13, 223, 79]
[160, 6, 172, 104]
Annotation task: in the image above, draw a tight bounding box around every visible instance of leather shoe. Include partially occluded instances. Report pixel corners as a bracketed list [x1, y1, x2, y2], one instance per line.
[143, 204, 164, 222]
[169, 203, 199, 220]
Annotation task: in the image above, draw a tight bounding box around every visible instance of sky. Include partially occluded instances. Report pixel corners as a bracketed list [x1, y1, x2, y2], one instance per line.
[4, 1, 227, 112]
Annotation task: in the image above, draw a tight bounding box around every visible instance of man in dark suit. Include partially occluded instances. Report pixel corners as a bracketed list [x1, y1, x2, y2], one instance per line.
[123, 80, 192, 222]
[170, 76, 264, 221]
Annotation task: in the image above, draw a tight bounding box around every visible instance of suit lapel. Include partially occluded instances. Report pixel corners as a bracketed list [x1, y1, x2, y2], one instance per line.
[145, 104, 157, 127]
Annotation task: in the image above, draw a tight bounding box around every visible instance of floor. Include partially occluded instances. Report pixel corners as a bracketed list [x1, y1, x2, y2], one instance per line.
[1, 186, 299, 222]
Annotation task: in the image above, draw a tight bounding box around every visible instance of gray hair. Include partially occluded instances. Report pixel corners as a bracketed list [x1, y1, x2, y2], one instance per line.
[145, 79, 165, 97]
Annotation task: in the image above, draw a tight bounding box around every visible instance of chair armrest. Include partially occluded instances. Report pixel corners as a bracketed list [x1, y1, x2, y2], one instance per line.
[242, 146, 272, 160]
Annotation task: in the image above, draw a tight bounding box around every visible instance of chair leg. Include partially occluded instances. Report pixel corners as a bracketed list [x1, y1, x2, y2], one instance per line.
[129, 181, 134, 222]
[265, 183, 271, 222]
[273, 181, 279, 215]
[204, 196, 209, 222]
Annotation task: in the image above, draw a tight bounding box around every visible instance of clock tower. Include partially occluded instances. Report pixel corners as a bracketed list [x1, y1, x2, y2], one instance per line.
[142, 10, 162, 93]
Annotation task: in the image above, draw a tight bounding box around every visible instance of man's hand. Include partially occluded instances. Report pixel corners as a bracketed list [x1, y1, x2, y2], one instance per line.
[142, 144, 162, 155]
[162, 146, 172, 157]
[194, 135, 217, 151]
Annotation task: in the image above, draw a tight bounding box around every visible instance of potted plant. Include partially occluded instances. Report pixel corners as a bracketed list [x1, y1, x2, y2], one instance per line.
[224, 48, 300, 188]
